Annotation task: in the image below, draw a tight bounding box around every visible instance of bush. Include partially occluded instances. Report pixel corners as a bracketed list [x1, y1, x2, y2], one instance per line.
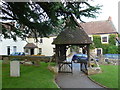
[109, 34, 116, 45]
[93, 35, 102, 48]
[107, 45, 118, 54]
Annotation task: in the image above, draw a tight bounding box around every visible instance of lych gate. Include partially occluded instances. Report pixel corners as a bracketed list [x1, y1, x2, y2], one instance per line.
[52, 27, 92, 73]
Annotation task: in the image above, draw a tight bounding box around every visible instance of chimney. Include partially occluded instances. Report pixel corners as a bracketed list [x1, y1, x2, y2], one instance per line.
[108, 16, 112, 21]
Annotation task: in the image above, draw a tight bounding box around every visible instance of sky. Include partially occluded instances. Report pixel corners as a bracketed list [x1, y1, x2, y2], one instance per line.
[80, 0, 119, 32]
[1, 0, 119, 32]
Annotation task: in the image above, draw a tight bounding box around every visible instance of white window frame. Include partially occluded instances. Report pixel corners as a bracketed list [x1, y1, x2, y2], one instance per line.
[13, 46, 17, 53]
[101, 35, 109, 44]
[89, 36, 93, 41]
[96, 48, 103, 55]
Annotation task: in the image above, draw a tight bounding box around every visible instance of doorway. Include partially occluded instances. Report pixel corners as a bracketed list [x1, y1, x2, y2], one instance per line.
[7, 46, 10, 55]
[97, 48, 102, 56]
[30, 48, 34, 55]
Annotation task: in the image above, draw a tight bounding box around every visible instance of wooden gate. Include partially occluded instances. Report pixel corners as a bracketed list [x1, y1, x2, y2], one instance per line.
[58, 61, 73, 73]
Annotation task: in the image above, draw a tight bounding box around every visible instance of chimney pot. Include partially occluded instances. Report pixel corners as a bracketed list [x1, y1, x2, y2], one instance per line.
[108, 16, 112, 21]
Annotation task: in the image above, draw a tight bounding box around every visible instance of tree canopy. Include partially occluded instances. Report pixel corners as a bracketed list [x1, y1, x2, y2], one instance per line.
[1, 1, 101, 42]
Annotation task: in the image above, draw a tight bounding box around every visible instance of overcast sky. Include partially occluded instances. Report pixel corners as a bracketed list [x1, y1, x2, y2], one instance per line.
[81, 0, 119, 32]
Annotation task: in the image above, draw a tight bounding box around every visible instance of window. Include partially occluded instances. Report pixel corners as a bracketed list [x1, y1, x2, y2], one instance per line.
[25, 49, 29, 53]
[89, 36, 93, 41]
[40, 38, 43, 43]
[101, 35, 109, 43]
[102, 37, 107, 42]
[39, 48, 42, 55]
[7, 46, 10, 55]
[13, 46, 17, 52]
[96, 48, 103, 56]
[53, 48, 56, 52]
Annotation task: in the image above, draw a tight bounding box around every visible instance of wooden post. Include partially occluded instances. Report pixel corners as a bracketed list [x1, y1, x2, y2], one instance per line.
[87, 44, 90, 67]
[55, 45, 59, 65]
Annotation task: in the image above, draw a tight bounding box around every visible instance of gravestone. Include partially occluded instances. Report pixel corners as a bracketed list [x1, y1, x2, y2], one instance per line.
[10, 61, 20, 77]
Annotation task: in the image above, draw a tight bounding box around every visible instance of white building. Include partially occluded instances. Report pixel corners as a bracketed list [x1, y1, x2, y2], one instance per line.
[0, 17, 118, 56]
[0, 36, 27, 55]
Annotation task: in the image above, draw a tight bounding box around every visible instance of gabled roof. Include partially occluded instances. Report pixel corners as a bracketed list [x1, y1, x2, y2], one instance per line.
[80, 18, 117, 35]
[52, 27, 92, 45]
[24, 43, 38, 48]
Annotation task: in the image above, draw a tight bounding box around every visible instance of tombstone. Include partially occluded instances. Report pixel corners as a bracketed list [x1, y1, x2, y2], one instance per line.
[10, 61, 20, 77]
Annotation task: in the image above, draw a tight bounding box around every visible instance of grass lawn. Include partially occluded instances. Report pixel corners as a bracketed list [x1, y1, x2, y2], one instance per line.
[89, 65, 118, 88]
[0, 60, 2, 89]
[2, 61, 58, 88]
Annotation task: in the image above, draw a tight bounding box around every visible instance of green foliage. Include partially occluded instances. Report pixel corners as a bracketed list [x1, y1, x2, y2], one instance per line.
[92, 35, 118, 54]
[90, 43, 95, 49]
[107, 45, 118, 54]
[93, 35, 102, 48]
[118, 34, 120, 38]
[109, 34, 116, 45]
[118, 45, 120, 54]
[102, 44, 109, 54]
[1, 1, 102, 41]
[70, 46, 80, 53]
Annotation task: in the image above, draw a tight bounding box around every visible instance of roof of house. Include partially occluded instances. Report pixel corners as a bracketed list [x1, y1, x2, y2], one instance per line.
[52, 27, 92, 45]
[24, 43, 38, 48]
[80, 17, 117, 35]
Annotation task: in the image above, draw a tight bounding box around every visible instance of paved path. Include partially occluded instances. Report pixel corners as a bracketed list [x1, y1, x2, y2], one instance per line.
[55, 53, 105, 88]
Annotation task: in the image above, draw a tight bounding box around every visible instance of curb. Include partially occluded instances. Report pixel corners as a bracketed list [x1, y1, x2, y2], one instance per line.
[54, 74, 60, 88]
[87, 76, 108, 88]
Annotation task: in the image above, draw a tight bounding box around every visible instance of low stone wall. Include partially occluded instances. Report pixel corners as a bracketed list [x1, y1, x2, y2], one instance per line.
[2, 55, 55, 65]
[87, 67, 102, 75]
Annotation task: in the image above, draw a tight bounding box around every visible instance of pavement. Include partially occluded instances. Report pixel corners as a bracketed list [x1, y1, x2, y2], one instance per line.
[55, 52, 105, 88]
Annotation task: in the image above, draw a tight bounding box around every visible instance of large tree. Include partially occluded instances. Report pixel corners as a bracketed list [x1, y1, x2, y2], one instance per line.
[1, 1, 101, 42]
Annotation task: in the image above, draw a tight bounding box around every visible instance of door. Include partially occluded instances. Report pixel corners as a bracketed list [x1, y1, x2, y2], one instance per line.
[7, 46, 10, 55]
[97, 48, 102, 56]
[30, 48, 34, 55]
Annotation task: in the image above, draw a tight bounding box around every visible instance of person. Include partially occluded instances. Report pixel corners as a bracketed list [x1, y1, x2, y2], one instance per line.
[82, 46, 86, 54]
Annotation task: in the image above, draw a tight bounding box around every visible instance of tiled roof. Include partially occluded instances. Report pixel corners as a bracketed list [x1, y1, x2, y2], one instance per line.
[24, 43, 38, 48]
[52, 27, 92, 45]
[80, 19, 117, 35]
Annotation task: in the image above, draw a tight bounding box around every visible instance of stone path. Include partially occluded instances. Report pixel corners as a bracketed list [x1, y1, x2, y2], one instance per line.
[55, 63, 105, 88]
[55, 52, 106, 88]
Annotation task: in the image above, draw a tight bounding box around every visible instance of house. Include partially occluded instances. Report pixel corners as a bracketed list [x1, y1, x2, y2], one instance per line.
[80, 16, 118, 55]
[0, 17, 118, 56]
[24, 36, 56, 56]
[0, 36, 27, 55]
[25, 17, 118, 56]
[0, 22, 27, 55]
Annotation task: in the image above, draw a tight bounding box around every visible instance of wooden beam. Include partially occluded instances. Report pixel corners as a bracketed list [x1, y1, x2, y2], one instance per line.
[87, 44, 90, 67]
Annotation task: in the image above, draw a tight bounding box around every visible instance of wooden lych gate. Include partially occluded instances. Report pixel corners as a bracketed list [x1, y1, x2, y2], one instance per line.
[52, 27, 92, 73]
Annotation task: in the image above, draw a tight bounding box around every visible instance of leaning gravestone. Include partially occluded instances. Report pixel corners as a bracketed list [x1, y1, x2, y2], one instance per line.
[10, 61, 20, 77]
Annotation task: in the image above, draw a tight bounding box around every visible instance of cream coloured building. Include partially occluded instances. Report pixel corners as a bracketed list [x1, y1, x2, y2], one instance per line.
[24, 36, 56, 56]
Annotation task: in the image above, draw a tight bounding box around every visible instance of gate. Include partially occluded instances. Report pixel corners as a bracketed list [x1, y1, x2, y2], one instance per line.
[58, 61, 73, 73]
